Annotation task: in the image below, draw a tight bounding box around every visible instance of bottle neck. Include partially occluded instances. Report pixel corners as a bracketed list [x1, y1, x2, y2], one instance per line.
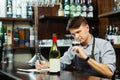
[88, 0, 92, 5]
[59, 3, 63, 9]
[70, 0, 74, 4]
[75, 0, 80, 3]
[82, 0, 86, 4]
[65, 0, 69, 3]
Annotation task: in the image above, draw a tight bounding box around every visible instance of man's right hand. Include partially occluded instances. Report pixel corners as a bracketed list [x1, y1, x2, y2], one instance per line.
[35, 60, 49, 70]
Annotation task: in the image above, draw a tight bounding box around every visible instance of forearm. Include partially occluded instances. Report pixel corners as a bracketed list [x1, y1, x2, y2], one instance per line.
[87, 58, 113, 78]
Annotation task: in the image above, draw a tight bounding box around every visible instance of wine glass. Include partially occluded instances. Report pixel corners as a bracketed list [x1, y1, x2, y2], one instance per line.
[72, 39, 81, 46]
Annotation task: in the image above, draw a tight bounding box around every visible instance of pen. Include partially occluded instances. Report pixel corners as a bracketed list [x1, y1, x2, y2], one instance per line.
[36, 54, 42, 64]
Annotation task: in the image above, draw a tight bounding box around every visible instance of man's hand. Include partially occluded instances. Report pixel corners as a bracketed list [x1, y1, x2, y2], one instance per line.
[72, 46, 87, 60]
[35, 60, 49, 70]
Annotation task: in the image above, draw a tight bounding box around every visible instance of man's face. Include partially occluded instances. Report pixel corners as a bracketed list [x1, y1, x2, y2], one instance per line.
[69, 24, 89, 44]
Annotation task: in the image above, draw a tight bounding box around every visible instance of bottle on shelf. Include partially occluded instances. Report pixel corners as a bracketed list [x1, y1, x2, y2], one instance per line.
[7, 30, 12, 45]
[2, 33, 8, 63]
[57, 2, 65, 16]
[105, 25, 120, 45]
[112, 25, 117, 44]
[69, 0, 76, 17]
[64, 0, 70, 17]
[16, 1, 22, 18]
[49, 33, 60, 74]
[112, 25, 120, 45]
[13, 28, 19, 47]
[106, 25, 113, 44]
[75, 0, 82, 16]
[105, 25, 110, 41]
[0, 22, 4, 62]
[30, 27, 35, 47]
[6, 0, 13, 17]
[2, 43, 8, 63]
[81, 0, 87, 17]
[27, 1, 33, 18]
[7, 44, 13, 63]
[21, 0, 27, 18]
[87, 0, 94, 17]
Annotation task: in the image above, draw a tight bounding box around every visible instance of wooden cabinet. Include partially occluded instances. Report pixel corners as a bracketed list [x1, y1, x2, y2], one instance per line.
[0, 17, 35, 53]
[98, 0, 120, 47]
[98, 0, 120, 38]
[97, 0, 120, 67]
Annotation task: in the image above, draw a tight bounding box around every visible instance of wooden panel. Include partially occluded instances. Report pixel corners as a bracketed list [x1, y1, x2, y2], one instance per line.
[92, 0, 98, 18]
[115, 49, 120, 67]
[97, 0, 113, 14]
[38, 19, 68, 39]
[37, 5, 69, 40]
[109, 16, 120, 26]
[98, 18, 109, 38]
[38, 5, 59, 16]
[97, 0, 117, 38]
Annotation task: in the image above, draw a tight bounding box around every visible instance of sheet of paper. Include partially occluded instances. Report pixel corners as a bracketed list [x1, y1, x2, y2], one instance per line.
[17, 68, 49, 73]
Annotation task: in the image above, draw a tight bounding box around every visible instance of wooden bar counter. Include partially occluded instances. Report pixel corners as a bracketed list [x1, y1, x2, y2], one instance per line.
[0, 61, 110, 80]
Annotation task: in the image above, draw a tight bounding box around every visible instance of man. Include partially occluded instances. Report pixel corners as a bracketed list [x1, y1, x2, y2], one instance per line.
[35, 16, 116, 78]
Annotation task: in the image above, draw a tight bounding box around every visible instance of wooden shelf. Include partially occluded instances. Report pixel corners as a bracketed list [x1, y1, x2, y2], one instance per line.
[98, 10, 120, 18]
[39, 15, 69, 21]
[0, 17, 33, 22]
[39, 15, 98, 22]
[0, 17, 34, 26]
[13, 47, 35, 50]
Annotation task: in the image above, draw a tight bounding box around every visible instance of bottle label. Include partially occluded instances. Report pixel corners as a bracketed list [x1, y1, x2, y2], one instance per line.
[50, 59, 60, 72]
[87, 12, 93, 17]
[81, 12, 86, 17]
[58, 10, 65, 16]
[65, 11, 70, 15]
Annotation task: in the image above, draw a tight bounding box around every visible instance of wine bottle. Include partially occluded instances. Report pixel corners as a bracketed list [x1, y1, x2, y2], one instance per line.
[70, 0, 76, 17]
[81, 0, 87, 17]
[64, 0, 70, 17]
[49, 34, 60, 73]
[87, 0, 94, 17]
[27, 1, 33, 18]
[57, 2, 65, 16]
[75, 0, 82, 16]
[0, 22, 4, 61]
[6, 0, 13, 17]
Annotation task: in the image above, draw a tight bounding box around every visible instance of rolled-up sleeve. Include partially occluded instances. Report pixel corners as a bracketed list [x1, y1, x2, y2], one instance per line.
[60, 47, 75, 69]
[101, 41, 116, 73]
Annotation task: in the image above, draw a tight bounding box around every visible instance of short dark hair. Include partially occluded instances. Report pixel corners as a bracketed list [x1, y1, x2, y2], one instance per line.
[66, 16, 88, 31]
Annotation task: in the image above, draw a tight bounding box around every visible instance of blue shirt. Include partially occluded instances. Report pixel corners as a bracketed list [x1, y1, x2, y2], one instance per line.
[60, 37, 116, 76]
